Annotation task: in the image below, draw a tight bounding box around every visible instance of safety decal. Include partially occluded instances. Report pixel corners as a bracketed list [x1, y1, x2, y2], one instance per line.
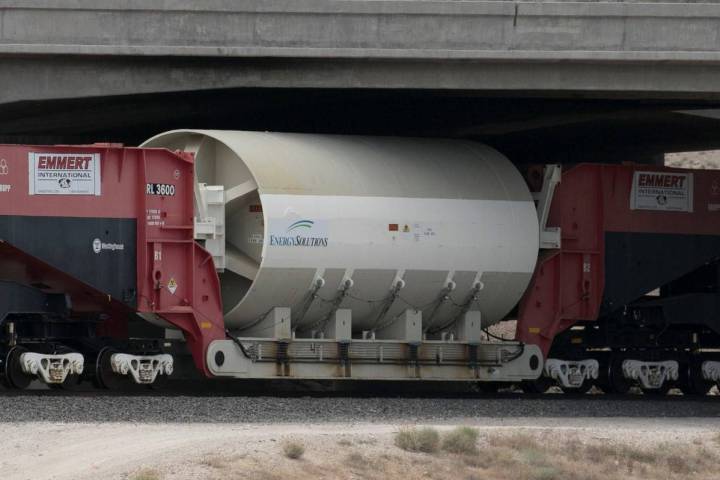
[167, 278, 178, 295]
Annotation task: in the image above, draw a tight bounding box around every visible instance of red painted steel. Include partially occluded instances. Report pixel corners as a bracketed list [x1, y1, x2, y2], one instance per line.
[0, 144, 225, 376]
[0, 146, 139, 218]
[517, 164, 720, 356]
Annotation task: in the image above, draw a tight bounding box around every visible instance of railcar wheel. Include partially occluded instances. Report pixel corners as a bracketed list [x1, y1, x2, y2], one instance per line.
[3, 346, 32, 390]
[521, 376, 553, 394]
[682, 361, 713, 396]
[642, 384, 671, 396]
[561, 380, 592, 395]
[476, 382, 500, 395]
[49, 373, 83, 390]
[607, 356, 631, 395]
[148, 370, 169, 390]
[96, 347, 129, 390]
[48, 346, 84, 390]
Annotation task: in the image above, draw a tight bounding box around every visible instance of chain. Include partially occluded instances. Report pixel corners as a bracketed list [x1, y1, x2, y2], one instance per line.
[300, 279, 353, 334]
[427, 283, 482, 334]
[369, 281, 405, 331]
[422, 284, 456, 334]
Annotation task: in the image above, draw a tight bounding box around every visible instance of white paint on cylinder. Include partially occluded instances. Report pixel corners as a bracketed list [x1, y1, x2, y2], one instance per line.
[142, 130, 539, 335]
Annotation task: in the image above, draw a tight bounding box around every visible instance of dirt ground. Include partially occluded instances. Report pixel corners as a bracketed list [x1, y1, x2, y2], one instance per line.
[2, 418, 720, 480]
[665, 150, 720, 170]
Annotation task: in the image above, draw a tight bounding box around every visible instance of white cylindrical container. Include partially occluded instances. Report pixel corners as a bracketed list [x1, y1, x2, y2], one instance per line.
[142, 130, 539, 336]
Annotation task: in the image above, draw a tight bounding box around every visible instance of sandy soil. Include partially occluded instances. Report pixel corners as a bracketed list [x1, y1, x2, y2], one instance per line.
[665, 150, 720, 170]
[2, 417, 719, 480]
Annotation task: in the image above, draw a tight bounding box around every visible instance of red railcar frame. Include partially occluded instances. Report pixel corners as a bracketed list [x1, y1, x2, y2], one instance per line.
[0, 144, 224, 375]
[517, 163, 720, 355]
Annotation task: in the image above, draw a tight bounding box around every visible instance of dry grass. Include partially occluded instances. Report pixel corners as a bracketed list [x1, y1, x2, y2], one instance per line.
[455, 431, 720, 480]
[136, 428, 720, 480]
[199, 455, 229, 469]
[355, 437, 378, 445]
[394, 427, 440, 453]
[282, 440, 305, 460]
[344, 451, 366, 469]
[370, 430, 703, 480]
[129, 468, 162, 480]
[344, 450, 387, 473]
[442, 426, 479, 455]
[666, 454, 693, 475]
[337, 436, 376, 448]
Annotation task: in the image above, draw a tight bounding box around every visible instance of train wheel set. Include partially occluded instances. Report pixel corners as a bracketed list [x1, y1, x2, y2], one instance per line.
[0, 131, 717, 395]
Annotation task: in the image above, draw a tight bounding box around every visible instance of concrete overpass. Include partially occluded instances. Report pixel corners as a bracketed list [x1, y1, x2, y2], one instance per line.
[2, 0, 720, 162]
[5, 0, 720, 101]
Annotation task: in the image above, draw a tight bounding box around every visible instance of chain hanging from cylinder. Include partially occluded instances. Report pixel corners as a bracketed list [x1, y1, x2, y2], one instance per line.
[428, 281, 483, 335]
[370, 279, 405, 332]
[303, 278, 353, 335]
[234, 307, 273, 335]
[422, 281, 456, 334]
[292, 277, 326, 332]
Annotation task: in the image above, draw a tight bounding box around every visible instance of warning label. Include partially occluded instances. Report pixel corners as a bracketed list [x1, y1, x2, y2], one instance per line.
[167, 278, 178, 295]
[630, 171, 693, 212]
[28, 152, 101, 196]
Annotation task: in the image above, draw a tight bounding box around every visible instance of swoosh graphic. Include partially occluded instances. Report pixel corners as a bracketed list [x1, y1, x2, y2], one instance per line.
[287, 219, 314, 232]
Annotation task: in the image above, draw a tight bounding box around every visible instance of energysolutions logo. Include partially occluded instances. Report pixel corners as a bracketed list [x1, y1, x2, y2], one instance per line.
[269, 218, 328, 247]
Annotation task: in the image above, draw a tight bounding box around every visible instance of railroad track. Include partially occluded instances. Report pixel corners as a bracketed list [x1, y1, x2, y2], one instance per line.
[0, 392, 718, 425]
[1, 379, 718, 399]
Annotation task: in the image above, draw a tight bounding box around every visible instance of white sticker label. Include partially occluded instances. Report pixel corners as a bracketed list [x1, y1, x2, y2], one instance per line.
[248, 233, 264, 244]
[28, 152, 101, 196]
[395, 222, 437, 242]
[630, 171, 693, 212]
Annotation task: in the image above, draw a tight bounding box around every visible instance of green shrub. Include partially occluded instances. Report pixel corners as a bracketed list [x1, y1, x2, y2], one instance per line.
[282, 440, 305, 459]
[442, 426, 479, 455]
[130, 469, 161, 480]
[394, 427, 440, 453]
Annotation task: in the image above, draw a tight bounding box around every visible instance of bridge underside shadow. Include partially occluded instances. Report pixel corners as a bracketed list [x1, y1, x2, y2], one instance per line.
[2, 88, 720, 164]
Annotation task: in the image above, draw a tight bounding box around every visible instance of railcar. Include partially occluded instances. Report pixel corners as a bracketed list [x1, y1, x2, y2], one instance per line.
[0, 131, 716, 394]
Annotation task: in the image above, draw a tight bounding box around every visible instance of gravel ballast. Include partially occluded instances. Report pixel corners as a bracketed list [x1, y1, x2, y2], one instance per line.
[0, 394, 718, 423]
